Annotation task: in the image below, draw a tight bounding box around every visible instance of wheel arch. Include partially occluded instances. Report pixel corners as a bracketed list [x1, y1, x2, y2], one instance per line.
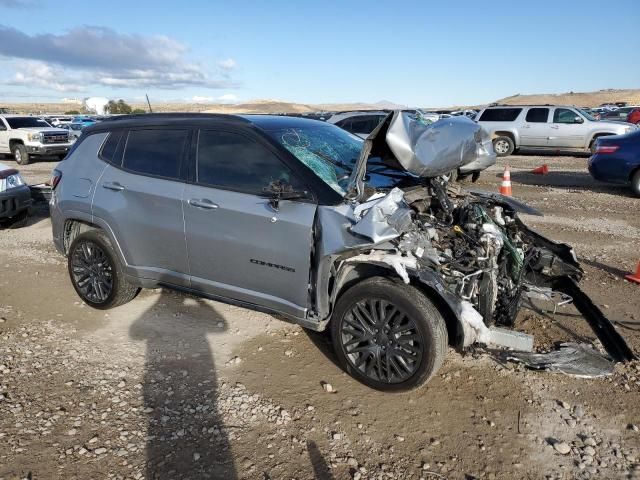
[62, 217, 128, 270]
[328, 261, 465, 349]
[588, 132, 615, 149]
[492, 130, 518, 146]
[9, 138, 24, 148]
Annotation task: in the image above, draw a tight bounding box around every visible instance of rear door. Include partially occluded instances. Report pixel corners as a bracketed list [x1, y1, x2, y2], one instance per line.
[183, 129, 317, 318]
[550, 108, 588, 148]
[520, 107, 551, 147]
[91, 127, 191, 286]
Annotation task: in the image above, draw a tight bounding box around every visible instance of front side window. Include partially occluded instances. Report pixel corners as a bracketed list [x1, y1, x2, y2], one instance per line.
[197, 130, 304, 195]
[122, 129, 188, 179]
[6, 117, 51, 129]
[525, 108, 549, 123]
[554, 108, 581, 124]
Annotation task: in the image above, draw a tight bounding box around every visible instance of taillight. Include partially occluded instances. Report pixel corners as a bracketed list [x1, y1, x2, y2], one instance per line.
[595, 145, 619, 154]
[51, 169, 62, 189]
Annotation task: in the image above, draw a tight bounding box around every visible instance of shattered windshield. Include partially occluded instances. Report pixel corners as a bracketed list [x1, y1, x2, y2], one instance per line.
[267, 124, 418, 195]
[267, 125, 362, 195]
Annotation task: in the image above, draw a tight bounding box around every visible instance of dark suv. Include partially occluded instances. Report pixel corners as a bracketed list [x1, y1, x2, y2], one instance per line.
[50, 112, 624, 390]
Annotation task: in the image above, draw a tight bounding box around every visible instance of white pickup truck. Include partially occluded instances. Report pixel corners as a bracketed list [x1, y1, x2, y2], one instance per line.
[0, 115, 74, 165]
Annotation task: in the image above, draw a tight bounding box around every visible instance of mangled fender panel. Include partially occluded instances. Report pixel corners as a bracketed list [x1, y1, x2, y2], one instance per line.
[386, 112, 495, 177]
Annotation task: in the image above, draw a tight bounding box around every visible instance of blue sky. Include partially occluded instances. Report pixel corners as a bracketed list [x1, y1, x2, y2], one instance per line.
[0, 0, 638, 106]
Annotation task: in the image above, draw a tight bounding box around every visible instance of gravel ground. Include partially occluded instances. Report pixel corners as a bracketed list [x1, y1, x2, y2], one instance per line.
[1, 153, 639, 480]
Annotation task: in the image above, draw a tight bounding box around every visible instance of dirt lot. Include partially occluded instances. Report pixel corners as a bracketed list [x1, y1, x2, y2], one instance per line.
[1, 154, 639, 480]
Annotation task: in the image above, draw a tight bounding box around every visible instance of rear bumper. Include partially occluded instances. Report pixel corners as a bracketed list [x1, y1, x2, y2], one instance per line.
[588, 155, 631, 184]
[0, 184, 32, 219]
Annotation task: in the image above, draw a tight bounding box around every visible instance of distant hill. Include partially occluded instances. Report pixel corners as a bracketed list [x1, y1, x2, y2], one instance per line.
[491, 89, 640, 108]
[2, 89, 638, 115]
[0, 99, 408, 115]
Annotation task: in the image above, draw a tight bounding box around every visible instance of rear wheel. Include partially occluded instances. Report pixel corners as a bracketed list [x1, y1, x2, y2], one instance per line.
[12, 143, 29, 165]
[331, 277, 447, 391]
[631, 170, 640, 197]
[492, 136, 514, 157]
[68, 230, 139, 309]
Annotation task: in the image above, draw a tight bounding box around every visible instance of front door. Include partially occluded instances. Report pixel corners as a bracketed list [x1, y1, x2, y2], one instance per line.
[520, 107, 551, 147]
[183, 129, 317, 318]
[91, 128, 191, 286]
[549, 108, 588, 148]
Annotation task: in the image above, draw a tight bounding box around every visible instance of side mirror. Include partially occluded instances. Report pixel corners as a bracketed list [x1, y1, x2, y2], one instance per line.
[574, 116, 584, 124]
[264, 180, 308, 211]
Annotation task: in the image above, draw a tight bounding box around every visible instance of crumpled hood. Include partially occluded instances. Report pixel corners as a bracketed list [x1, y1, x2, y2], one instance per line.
[346, 110, 495, 200]
[386, 112, 494, 177]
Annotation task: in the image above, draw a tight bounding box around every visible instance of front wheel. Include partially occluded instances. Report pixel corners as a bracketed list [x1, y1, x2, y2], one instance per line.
[68, 230, 139, 309]
[492, 136, 514, 157]
[331, 277, 448, 391]
[12, 143, 30, 165]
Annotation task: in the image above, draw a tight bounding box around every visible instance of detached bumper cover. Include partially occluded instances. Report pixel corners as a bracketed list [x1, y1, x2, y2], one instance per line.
[0, 184, 32, 219]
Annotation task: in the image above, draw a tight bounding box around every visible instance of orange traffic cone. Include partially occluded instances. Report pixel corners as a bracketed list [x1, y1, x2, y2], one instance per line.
[500, 164, 512, 196]
[532, 164, 549, 175]
[625, 263, 640, 284]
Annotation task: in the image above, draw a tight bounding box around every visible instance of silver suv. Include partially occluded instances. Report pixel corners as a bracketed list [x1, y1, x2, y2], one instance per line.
[50, 113, 628, 390]
[476, 105, 637, 156]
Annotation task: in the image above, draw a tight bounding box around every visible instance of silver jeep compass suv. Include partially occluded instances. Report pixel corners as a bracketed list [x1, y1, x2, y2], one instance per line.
[50, 113, 632, 390]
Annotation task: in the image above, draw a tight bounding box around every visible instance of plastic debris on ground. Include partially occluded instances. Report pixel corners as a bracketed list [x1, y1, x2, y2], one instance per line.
[499, 342, 615, 378]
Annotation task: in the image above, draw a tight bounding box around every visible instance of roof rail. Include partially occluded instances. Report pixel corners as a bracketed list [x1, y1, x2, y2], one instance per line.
[98, 112, 249, 123]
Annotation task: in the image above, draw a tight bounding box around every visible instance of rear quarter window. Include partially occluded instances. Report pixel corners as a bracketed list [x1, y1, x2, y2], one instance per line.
[479, 108, 523, 122]
[98, 130, 124, 165]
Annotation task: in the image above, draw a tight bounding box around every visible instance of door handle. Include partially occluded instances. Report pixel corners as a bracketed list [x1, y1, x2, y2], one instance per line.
[550, 125, 559, 129]
[102, 181, 125, 191]
[188, 198, 219, 210]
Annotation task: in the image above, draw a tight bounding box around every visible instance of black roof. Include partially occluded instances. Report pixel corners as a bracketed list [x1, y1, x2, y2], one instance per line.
[238, 114, 329, 130]
[84, 112, 328, 134]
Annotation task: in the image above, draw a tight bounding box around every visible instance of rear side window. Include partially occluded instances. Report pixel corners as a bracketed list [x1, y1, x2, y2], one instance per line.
[479, 108, 522, 122]
[122, 129, 189, 179]
[99, 130, 123, 164]
[196, 130, 304, 195]
[525, 108, 549, 123]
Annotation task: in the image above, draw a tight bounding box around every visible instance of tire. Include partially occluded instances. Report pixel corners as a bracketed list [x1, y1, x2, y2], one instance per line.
[330, 277, 448, 391]
[67, 230, 139, 309]
[12, 143, 30, 165]
[631, 170, 640, 197]
[492, 136, 514, 157]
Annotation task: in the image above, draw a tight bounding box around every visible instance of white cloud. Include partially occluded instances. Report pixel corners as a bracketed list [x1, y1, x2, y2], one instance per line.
[0, 25, 239, 92]
[7, 61, 85, 92]
[218, 58, 237, 71]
